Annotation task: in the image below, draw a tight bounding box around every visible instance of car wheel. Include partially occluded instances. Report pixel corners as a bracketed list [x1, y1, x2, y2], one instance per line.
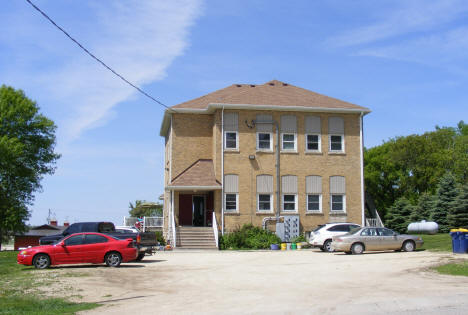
[135, 253, 145, 261]
[105, 252, 122, 267]
[351, 243, 364, 255]
[323, 240, 333, 252]
[402, 240, 415, 252]
[33, 254, 50, 269]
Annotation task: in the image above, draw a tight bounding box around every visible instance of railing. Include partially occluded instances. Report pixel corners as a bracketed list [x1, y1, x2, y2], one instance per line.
[212, 212, 219, 248]
[123, 216, 163, 232]
[171, 207, 176, 248]
[365, 210, 384, 227]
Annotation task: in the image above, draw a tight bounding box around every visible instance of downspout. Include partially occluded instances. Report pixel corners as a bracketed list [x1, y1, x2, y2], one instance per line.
[275, 121, 280, 222]
[221, 107, 225, 235]
[359, 112, 365, 226]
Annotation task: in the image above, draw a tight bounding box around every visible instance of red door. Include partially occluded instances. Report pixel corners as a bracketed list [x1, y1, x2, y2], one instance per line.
[82, 234, 110, 263]
[54, 234, 85, 264]
[179, 194, 193, 226]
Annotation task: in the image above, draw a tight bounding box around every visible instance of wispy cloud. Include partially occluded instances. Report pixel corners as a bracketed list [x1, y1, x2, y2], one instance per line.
[326, 0, 468, 48]
[1, 0, 203, 141]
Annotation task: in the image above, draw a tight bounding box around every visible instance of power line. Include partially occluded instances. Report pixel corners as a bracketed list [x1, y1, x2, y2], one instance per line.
[25, 0, 174, 112]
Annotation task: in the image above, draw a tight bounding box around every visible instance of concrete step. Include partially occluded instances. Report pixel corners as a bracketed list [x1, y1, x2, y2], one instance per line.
[174, 246, 218, 250]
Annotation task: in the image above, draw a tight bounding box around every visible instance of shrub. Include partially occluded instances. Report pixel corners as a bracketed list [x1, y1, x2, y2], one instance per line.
[155, 231, 166, 246]
[219, 224, 281, 250]
[291, 235, 306, 243]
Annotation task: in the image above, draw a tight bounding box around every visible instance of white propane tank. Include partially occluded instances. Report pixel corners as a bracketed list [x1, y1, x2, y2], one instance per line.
[407, 220, 438, 234]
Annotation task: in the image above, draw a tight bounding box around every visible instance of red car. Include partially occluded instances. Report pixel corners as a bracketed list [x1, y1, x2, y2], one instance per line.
[17, 232, 137, 269]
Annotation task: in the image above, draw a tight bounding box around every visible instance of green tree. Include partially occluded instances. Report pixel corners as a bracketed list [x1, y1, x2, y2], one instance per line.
[365, 121, 468, 218]
[129, 200, 162, 217]
[0, 85, 60, 249]
[431, 172, 459, 232]
[448, 183, 468, 228]
[385, 197, 414, 233]
[410, 192, 434, 222]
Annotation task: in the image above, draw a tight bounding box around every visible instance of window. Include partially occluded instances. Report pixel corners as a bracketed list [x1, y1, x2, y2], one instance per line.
[224, 112, 238, 150]
[280, 115, 297, 152]
[281, 133, 296, 151]
[361, 228, 378, 236]
[305, 116, 321, 152]
[378, 228, 395, 236]
[331, 194, 345, 211]
[257, 133, 272, 151]
[84, 234, 108, 244]
[330, 135, 343, 152]
[307, 194, 321, 212]
[306, 134, 321, 152]
[282, 194, 297, 211]
[64, 235, 83, 246]
[224, 132, 238, 150]
[328, 117, 344, 153]
[225, 174, 239, 212]
[258, 194, 272, 211]
[225, 193, 238, 212]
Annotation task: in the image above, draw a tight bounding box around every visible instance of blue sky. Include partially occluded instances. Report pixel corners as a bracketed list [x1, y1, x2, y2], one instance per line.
[1, 0, 467, 226]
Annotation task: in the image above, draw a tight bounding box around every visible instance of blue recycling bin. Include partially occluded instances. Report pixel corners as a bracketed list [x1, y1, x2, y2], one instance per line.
[460, 232, 468, 254]
[450, 231, 461, 253]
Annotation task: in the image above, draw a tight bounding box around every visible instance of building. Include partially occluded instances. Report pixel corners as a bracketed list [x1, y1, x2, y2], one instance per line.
[160, 80, 370, 247]
[14, 220, 68, 250]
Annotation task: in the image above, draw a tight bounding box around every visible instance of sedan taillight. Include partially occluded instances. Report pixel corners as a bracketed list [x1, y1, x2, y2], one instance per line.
[136, 234, 141, 244]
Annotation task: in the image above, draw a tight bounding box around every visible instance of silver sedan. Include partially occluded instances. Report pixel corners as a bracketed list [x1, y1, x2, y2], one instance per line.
[331, 227, 424, 254]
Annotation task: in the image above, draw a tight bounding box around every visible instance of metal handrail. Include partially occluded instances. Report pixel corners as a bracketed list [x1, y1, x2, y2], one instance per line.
[171, 206, 176, 248]
[213, 212, 219, 248]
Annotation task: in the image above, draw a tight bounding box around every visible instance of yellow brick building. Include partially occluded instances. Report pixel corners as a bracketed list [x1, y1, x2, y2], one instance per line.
[160, 80, 370, 246]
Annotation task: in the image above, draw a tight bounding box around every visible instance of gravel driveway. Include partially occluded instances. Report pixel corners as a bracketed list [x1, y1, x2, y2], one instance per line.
[72, 250, 468, 315]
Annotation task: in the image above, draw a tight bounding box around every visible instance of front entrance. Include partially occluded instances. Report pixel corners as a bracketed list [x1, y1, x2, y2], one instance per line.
[178, 194, 206, 226]
[178, 192, 213, 227]
[192, 196, 205, 227]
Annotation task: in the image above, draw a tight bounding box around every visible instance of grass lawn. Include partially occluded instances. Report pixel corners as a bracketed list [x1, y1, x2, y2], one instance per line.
[0, 251, 99, 315]
[415, 233, 468, 277]
[434, 261, 468, 277]
[418, 233, 453, 252]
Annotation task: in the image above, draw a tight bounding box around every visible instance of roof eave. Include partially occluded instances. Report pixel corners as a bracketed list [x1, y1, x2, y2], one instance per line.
[159, 103, 371, 137]
[165, 185, 222, 191]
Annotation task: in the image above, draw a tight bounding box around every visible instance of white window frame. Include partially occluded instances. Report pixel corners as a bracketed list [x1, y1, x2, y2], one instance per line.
[224, 193, 239, 212]
[305, 133, 321, 153]
[306, 194, 322, 212]
[282, 194, 298, 212]
[257, 194, 273, 212]
[256, 132, 273, 151]
[330, 194, 346, 212]
[329, 134, 345, 153]
[281, 133, 297, 152]
[224, 131, 238, 150]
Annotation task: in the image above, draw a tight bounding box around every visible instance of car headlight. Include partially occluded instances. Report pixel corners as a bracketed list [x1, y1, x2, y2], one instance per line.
[20, 250, 27, 255]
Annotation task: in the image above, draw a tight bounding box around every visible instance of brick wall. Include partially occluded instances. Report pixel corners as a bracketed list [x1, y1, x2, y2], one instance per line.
[166, 109, 364, 235]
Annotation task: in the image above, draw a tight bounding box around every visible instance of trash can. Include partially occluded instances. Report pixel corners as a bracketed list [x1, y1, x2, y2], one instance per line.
[450, 230, 461, 253]
[458, 228, 468, 254]
[450, 229, 468, 254]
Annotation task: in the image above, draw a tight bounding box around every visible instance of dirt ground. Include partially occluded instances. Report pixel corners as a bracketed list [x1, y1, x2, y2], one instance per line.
[49, 249, 468, 314]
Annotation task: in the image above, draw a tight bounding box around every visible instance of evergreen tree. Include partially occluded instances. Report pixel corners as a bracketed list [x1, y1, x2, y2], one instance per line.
[410, 192, 434, 222]
[385, 197, 414, 233]
[448, 184, 468, 228]
[430, 172, 459, 232]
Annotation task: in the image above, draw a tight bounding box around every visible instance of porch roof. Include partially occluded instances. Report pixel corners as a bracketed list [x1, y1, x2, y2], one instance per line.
[167, 159, 221, 190]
